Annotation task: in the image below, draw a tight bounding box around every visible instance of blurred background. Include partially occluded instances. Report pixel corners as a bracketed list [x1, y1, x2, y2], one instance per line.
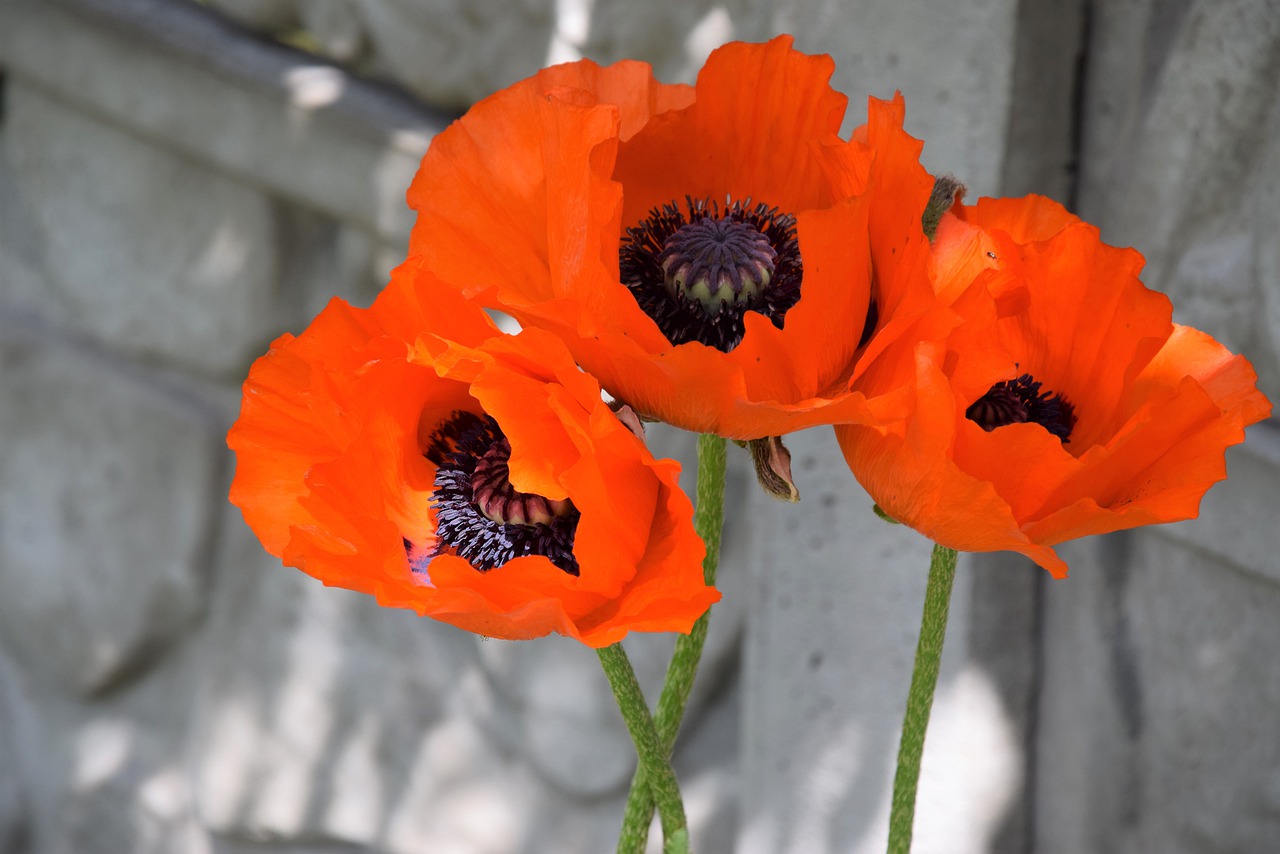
[1, 0, 1277, 851]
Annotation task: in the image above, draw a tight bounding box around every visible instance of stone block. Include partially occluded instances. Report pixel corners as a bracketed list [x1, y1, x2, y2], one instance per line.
[732, 0, 1020, 197]
[469, 634, 650, 799]
[196, 0, 556, 109]
[16, 636, 217, 854]
[1159, 424, 1280, 586]
[1036, 530, 1280, 852]
[0, 79, 391, 379]
[0, 654, 33, 852]
[192, 517, 467, 849]
[357, 0, 557, 110]
[204, 0, 299, 31]
[0, 81, 282, 378]
[194, 513, 628, 851]
[0, 0, 442, 247]
[998, 0, 1087, 199]
[739, 429, 1024, 853]
[299, 0, 369, 64]
[557, 0, 739, 83]
[1076, 0, 1280, 396]
[0, 333, 217, 695]
[193, 0, 1024, 198]
[271, 203, 385, 320]
[46, 721, 205, 854]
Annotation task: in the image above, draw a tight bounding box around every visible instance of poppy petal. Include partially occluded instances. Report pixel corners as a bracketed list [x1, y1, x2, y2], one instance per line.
[613, 35, 848, 222]
[405, 41, 945, 440]
[230, 265, 718, 646]
[839, 194, 1271, 575]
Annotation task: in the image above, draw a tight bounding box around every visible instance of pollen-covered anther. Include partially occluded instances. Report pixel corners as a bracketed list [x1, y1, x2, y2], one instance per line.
[965, 373, 1076, 443]
[471, 439, 573, 527]
[659, 217, 776, 316]
[965, 385, 1028, 431]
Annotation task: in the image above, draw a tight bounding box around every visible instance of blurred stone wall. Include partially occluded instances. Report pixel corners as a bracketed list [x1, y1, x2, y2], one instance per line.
[0, 0, 1275, 852]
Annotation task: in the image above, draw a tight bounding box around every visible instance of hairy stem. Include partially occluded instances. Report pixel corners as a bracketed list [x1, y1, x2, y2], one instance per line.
[616, 434, 727, 854]
[598, 643, 690, 854]
[887, 543, 959, 853]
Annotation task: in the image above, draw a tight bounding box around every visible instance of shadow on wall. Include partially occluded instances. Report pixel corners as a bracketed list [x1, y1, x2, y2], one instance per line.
[738, 432, 1030, 854]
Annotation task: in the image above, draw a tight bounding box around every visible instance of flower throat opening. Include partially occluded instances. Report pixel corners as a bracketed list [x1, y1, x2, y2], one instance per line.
[965, 373, 1076, 442]
[619, 196, 802, 352]
[423, 411, 580, 575]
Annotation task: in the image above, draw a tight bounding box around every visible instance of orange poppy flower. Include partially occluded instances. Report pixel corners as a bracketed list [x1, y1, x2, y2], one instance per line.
[836, 195, 1272, 577]
[406, 36, 942, 439]
[228, 259, 718, 646]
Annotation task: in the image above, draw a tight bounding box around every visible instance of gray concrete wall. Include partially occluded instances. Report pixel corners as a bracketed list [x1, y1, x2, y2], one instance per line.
[1037, 3, 1280, 851]
[0, 0, 1275, 852]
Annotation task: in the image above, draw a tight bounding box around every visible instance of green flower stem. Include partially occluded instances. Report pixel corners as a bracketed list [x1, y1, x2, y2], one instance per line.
[887, 543, 959, 854]
[616, 433, 728, 854]
[597, 643, 690, 854]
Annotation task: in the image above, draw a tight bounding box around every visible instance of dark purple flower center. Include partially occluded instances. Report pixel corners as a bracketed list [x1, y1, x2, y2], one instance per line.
[417, 411, 580, 575]
[965, 373, 1076, 443]
[619, 196, 802, 352]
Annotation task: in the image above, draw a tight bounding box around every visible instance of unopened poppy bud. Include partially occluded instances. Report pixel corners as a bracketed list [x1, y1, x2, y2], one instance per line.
[610, 402, 648, 441]
[747, 435, 800, 502]
[872, 504, 902, 525]
[921, 174, 966, 241]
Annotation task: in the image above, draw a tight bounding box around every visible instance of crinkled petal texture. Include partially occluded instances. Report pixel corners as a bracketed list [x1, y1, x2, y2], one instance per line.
[407, 36, 941, 439]
[229, 260, 717, 646]
[837, 195, 1272, 577]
